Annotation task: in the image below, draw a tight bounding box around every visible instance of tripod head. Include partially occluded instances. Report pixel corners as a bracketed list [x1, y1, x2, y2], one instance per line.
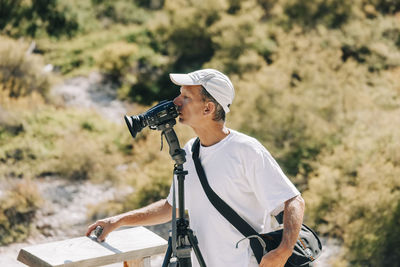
[156, 119, 186, 166]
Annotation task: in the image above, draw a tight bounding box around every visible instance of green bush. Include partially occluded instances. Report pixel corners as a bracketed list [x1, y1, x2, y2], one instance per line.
[0, 179, 42, 245]
[53, 135, 121, 182]
[0, 36, 53, 99]
[124, 176, 171, 210]
[95, 41, 138, 82]
[365, 0, 400, 15]
[0, 99, 136, 183]
[280, 0, 354, 28]
[223, 15, 400, 264]
[339, 16, 400, 71]
[304, 110, 400, 266]
[258, 0, 400, 29]
[91, 0, 151, 25]
[37, 24, 142, 76]
[301, 67, 400, 265]
[1, 0, 79, 38]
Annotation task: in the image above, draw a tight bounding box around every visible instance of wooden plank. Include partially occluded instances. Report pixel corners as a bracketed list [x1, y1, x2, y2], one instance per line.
[17, 227, 167, 267]
[124, 257, 151, 267]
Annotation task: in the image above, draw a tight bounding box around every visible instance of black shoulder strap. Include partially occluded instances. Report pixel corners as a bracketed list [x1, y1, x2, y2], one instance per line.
[191, 137, 258, 238]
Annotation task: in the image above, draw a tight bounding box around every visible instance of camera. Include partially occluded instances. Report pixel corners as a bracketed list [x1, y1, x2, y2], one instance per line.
[124, 100, 178, 138]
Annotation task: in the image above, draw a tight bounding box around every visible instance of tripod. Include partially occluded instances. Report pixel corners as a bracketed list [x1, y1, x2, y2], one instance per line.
[156, 120, 206, 267]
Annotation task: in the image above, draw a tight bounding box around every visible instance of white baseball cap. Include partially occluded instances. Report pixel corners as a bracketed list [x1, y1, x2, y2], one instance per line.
[169, 69, 235, 113]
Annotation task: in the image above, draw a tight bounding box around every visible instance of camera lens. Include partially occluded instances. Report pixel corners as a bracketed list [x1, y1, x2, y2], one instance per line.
[124, 100, 177, 139]
[124, 115, 146, 138]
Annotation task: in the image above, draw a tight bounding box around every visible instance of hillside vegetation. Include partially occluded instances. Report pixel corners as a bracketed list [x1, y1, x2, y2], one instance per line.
[1, 0, 399, 265]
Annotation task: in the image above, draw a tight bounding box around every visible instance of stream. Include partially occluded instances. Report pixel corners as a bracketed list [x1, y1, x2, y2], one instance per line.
[0, 72, 339, 266]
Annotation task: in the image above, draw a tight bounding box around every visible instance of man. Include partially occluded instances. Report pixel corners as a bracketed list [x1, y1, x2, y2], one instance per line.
[86, 69, 305, 267]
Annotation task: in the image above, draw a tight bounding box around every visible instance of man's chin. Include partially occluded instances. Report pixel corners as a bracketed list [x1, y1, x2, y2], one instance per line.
[178, 117, 192, 127]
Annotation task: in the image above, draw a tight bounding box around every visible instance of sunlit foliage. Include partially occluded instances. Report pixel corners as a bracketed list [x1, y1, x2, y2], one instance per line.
[0, 36, 53, 98]
[0, 179, 42, 245]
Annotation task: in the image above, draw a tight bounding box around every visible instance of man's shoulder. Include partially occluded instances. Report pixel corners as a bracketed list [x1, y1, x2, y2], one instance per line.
[227, 130, 268, 155]
[229, 130, 263, 147]
[181, 130, 266, 154]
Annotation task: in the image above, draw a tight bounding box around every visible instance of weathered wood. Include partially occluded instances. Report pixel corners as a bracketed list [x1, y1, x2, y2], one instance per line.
[17, 226, 167, 267]
[123, 257, 151, 267]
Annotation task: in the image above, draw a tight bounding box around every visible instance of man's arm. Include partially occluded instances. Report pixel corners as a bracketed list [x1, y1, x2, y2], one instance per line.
[260, 195, 305, 267]
[86, 199, 176, 242]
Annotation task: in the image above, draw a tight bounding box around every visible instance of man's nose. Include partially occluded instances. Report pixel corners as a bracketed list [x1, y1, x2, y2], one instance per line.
[173, 96, 181, 106]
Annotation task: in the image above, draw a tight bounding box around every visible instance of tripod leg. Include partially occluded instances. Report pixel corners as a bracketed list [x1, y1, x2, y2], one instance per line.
[162, 237, 172, 267]
[187, 230, 207, 267]
[163, 236, 184, 267]
[163, 228, 205, 267]
[178, 257, 192, 267]
[175, 238, 192, 267]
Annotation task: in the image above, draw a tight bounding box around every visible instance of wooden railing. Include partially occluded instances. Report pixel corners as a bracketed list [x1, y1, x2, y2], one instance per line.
[17, 226, 168, 267]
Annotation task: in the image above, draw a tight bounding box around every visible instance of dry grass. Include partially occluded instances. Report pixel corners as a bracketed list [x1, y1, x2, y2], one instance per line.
[0, 178, 42, 245]
[0, 36, 54, 99]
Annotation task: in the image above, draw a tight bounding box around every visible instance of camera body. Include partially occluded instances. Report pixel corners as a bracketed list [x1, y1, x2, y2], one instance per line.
[124, 100, 178, 138]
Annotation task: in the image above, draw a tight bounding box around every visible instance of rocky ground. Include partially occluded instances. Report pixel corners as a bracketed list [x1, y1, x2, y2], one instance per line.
[0, 73, 339, 266]
[51, 72, 129, 123]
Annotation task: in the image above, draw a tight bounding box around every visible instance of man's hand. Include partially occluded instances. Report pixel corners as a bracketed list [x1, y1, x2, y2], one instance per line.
[85, 199, 173, 242]
[86, 216, 120, 242]
[259, 247, 291, 267]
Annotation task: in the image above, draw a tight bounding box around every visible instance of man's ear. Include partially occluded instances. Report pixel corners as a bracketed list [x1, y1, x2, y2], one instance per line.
[203, 101, 216, 116]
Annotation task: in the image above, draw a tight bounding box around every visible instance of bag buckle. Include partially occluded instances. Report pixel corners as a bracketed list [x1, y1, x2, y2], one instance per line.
[236, 235, 267, 255]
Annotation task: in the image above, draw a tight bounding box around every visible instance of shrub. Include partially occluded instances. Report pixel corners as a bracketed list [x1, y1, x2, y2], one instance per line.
[95, 41, 138, 82]
[0, 179, 42, 245]
[0, 36, 53, 99]
[0, 97, 136, 183]
[205, 1, 274, 74]
[303, 85, 400, 265]
[91, 0, 151, 25]
[339, 16, 400, 71]
[279, 0, 354, 28]
[53, 135, 121, 181]
[37, 24, 141, 76]
[0, 105, 25, 139]
[1, 0, 79, 38]
[123, 176, 171, 210]
[225, 18, 400, 264]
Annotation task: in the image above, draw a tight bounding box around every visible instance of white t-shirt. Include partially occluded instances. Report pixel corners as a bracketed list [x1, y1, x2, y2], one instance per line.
[166, 130, 300, 267]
